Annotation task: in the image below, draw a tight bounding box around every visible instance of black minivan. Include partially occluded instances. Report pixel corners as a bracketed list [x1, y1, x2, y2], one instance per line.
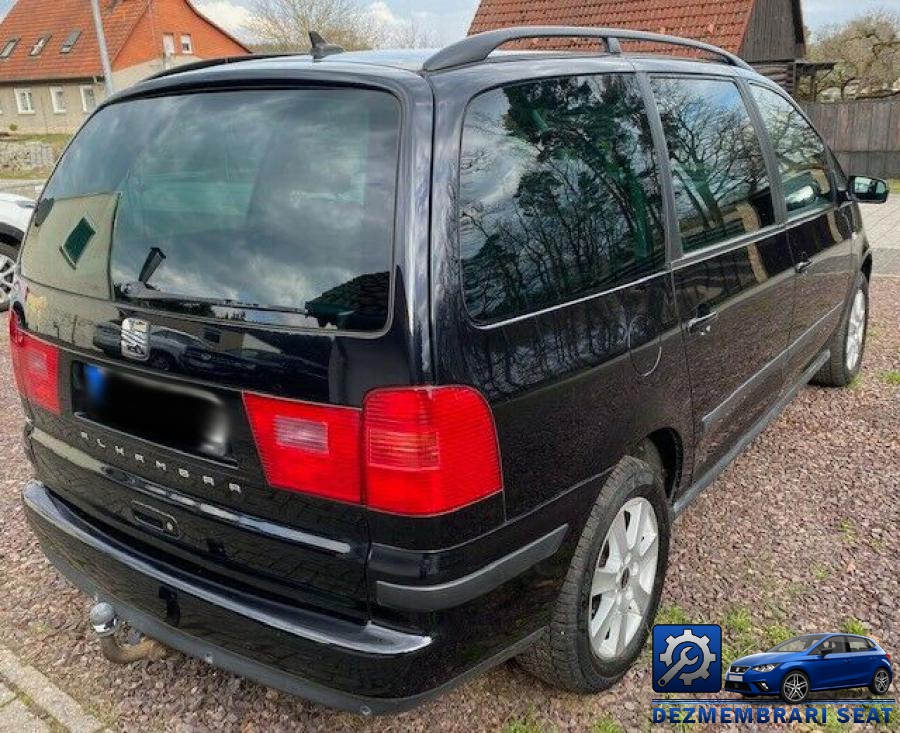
[10, 27, 889, 713]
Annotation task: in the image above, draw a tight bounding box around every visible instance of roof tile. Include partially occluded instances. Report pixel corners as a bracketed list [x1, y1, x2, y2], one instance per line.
[469, 0, 756, 54]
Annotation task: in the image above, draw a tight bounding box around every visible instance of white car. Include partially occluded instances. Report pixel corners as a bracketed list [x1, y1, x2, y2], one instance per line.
[0, 191, 35, 312]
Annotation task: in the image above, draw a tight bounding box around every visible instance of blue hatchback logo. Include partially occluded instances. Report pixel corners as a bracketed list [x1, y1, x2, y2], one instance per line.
[652, 625, 722, 693]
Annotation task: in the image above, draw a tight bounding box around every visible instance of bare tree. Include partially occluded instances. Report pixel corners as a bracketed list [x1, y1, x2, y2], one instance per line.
[805, 10, 900, 100]
[247, 0, 377, 52]
[374, 16, 440, 49]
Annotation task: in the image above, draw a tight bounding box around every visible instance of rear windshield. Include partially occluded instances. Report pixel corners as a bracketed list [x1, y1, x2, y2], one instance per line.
[22, 88, 401, 331]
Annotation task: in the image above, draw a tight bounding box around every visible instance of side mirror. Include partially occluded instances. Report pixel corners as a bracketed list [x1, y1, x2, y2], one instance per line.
[849, 176, 890, 204]
[819, 646, 832, 656]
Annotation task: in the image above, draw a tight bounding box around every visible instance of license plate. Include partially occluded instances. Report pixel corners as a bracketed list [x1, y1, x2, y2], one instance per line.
[728, 674, 743, 682]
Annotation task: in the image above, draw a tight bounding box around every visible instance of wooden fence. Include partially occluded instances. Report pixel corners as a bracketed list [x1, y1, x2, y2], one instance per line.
[802, 99, 900, 180]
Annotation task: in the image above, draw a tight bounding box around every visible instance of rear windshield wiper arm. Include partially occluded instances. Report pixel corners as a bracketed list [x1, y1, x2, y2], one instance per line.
[119, 282, 310, 316]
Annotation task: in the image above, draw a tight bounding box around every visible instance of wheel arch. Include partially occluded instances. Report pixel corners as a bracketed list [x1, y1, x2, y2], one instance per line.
[633, 427, 684, 499]
[861, 252, 873, 282]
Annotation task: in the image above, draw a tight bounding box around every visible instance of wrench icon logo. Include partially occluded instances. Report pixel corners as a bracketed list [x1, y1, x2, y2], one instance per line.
[654, 627, 718, 690]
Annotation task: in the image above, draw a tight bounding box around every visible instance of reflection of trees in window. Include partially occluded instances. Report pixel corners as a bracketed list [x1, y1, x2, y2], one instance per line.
[751, 86, 832, 215]
[460, 74, 665, 323]
[652, 78, 773, 251]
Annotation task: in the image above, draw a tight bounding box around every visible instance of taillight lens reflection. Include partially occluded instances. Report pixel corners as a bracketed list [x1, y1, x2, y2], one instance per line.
[9, 313, 60, 414]
[363, 387, 502, 515]
[243, 385, 502, 515]
[243, 392, 361, 503]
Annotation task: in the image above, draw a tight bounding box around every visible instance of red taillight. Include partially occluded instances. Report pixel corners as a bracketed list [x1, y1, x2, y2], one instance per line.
[363, 386, 502, 515]
[243, 386, 502, 515]
[243, 392, 361, 503]
[9, 313, 60, 414]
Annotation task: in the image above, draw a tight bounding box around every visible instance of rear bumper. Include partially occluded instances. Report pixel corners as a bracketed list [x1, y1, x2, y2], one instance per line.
[23, 480, 559, 713]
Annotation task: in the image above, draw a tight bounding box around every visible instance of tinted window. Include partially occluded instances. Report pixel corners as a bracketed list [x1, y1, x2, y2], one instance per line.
[751, 85, 833, 216]
[23, 89, 401, 331]
[459, 74, 665, 323]
[814, 637, 849, 654]
[847, 637, 872, 652]
[768, 634, 825, 652]
[652, 77, 774, 252]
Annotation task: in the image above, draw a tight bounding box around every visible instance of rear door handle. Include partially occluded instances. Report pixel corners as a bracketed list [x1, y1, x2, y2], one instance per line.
[688, 310, 719, 335]
[795, 259, 812, 275]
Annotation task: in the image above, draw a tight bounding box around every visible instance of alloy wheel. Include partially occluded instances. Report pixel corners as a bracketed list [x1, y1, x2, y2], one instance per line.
[588, 497, 659, 659]
[783, 672, 808, 702]
[845, 288, 866, 372]
[875, 669, 890, 694]
[0, 252, 14, 309]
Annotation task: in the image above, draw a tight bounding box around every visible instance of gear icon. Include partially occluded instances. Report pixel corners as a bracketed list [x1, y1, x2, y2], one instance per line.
[658, 628, 717, 685]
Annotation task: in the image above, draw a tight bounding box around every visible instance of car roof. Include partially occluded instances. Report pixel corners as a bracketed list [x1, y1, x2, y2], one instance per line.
[148, 47, 755, 78]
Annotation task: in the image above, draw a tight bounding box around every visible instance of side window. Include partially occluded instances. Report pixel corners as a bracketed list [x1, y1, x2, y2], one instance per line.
[816, 637, 849, 654]
[750, 85, 833, 216]
[651, 77, 774, 253]
[846, 637, 872, 652]
[459, 74, 665, 323]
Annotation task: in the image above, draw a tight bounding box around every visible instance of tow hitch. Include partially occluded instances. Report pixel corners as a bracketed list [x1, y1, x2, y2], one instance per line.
[89, 602, 171, 664]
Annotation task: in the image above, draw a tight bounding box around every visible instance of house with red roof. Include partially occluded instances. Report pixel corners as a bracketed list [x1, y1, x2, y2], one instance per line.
[469, 0, 809, 91]
[0, 0, 250, 134]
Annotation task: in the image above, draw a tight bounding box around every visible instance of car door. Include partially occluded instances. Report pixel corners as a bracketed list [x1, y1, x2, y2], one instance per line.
[808, 637, 850, 688]
[748, 85, 853, 383]
[652, 76, 795, 479]
[845, 636, 878, 686]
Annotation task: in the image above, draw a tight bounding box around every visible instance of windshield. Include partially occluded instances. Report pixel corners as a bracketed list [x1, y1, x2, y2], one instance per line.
[21, 88, 401, 331]
[766, 634, 826, 652]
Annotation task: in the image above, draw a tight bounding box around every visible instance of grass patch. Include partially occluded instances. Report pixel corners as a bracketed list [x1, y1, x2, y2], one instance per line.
[848, 374, 863, 390]
[890, 179, 900, 194]
[842, 617, 868, 636]
[812, 563, 830, 581]
[593, 714, 625, 733]
[0, 168, 50, 181]
[655, 604, 690, 626]
[763, 623, 794, 647]
[503, 711, 550, 733]
[839, 517, 857, 541]
[880, 370, 900, 386]
[723, 606, 752, 635]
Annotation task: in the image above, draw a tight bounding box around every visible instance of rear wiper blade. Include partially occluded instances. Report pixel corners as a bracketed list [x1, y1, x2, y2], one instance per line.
[119, 282, 310, 315]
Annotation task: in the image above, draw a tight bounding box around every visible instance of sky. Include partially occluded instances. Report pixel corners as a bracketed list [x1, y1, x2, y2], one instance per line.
[0, 0, 896, 45]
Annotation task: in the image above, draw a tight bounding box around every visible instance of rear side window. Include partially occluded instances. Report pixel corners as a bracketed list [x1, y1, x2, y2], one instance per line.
[846, 637, 872, 652]
[22, 89, 401, 331]
[750, 85, 833, 217]
[651, 77, 774, 252]
[459, 74, 665, 324]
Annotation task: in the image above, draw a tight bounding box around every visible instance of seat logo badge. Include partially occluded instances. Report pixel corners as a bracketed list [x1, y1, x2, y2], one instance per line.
[121, 318, 150, 361]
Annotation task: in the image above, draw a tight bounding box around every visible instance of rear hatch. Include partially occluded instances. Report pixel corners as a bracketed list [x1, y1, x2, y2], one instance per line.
[15, 84, 405, 620]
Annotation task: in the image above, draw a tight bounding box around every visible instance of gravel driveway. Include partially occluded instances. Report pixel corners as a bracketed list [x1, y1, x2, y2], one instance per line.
[1, 280, 898, 733]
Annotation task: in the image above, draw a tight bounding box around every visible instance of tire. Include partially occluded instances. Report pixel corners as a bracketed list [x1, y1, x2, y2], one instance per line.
[812, 272, 868, 387]
[517, 456, 670, 692]
[870, 667, 892, 695]
[780, 670, 810, 703]
[0, 240, 18, 314]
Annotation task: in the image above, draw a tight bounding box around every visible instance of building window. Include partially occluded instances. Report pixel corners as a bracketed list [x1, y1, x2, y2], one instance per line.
[61, 30, 82, 54]
[80, 86, 97, 113]
[30, 34, 51, 56]
[163, 33, 175, 56]
[50, 87, 66, 114]
[15, 88, 34, 115]
[181, 34, 193, 54]
[0, 38, 19, 59]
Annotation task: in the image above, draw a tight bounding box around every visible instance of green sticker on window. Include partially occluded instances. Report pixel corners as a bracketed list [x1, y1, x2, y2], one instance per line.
[60, 217, 96, 268]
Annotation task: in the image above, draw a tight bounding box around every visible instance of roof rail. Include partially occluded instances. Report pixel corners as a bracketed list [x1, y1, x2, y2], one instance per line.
[423, 26, 754, 73]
